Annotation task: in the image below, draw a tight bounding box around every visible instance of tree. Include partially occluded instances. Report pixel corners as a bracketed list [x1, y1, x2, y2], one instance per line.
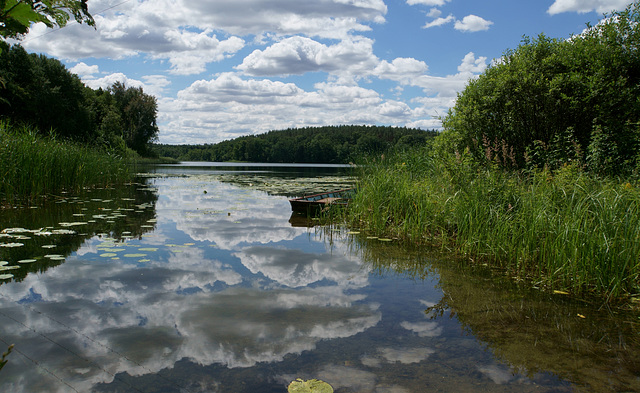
[442, 1, 640, 174]
[0, 0, 94, 39]
[110, 82, 159, 155]
[0, 43, 92, 140]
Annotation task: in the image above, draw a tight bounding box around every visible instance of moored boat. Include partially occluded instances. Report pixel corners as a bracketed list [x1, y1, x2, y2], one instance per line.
[289, 188, 354, 213]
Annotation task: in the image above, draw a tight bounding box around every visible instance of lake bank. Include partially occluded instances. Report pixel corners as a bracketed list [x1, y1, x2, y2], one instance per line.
[345, 148, 640, 306]
[0, 123, 132, 206]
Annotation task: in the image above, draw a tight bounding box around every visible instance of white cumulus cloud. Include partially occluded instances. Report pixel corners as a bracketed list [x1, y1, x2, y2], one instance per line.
[423, 14, 455, 28]
[547, 0, 631, 15]
[406, 0, 450, 5]
[454, 15, 494, 32]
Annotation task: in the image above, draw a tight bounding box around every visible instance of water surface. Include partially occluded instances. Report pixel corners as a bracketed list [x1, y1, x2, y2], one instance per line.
[0, 163, 637, 392]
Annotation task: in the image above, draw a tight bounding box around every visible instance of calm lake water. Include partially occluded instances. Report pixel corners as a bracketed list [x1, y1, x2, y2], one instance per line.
[0, 163, 638, 393]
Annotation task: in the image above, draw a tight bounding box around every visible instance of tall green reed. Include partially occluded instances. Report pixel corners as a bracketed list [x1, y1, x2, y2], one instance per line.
[347, 147, 640, 301]
[0, 122, 132, 205]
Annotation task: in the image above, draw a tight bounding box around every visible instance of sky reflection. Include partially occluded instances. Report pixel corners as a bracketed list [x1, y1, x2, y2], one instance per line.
[0, 174, 384, 392]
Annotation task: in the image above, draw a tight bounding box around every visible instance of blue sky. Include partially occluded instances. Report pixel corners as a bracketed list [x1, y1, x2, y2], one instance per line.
[15, 0, 633, 144]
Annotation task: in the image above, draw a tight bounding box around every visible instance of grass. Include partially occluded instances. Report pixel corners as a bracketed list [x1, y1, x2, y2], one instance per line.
[0, 122, 132, 205]
[346, 147, 640, 302]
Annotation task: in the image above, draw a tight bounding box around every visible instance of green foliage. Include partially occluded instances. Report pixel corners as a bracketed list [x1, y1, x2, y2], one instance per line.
[153, 125, 437, 164]
[0, 0, 94, 39]
[443, 2, 640, 175]
[108, 81, 159, 155]
[0, 43, 159, 155]
[347, 147, 640, 302]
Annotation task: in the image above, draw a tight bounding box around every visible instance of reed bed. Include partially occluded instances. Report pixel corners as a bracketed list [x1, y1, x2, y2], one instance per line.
[0, 122, 132, 205]
[347, 148, 640, 301]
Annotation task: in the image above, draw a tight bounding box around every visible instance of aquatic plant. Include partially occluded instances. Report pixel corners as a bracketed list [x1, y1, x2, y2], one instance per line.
[288, 378, 333, 393]
[346, 147, 640, 302]
[0, 121, 132, 205]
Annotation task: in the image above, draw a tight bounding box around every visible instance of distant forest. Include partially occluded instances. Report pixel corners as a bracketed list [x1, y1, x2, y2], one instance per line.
[152, 125, 437, 163]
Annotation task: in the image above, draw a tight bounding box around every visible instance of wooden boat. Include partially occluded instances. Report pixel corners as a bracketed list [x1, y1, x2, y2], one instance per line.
[289, 188, 354, 214]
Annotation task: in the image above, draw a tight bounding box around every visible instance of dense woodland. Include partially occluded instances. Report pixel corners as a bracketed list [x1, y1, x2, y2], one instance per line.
[153, 126, 437, 163]
[0, 42, 159, 156]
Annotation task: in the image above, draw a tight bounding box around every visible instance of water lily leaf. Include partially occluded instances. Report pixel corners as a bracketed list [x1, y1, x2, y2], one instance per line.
[288, 378, 333, 393]
[42, 245, 57, 249]
[18, 259, 37, 264]
[59, 222, 88, 227]
[378, 238, 392, 242]
[347, 231, 360, 235]
[0, 266, 20, 271]
[44, 254, 64, 259]
[51, 229, 76, 235]
[138, 248, 158, 252]
[100, 253, 118, 258]
[123, 254, 147, 258]
[0, 243, 24, 248]
[0, 274, 14, 280]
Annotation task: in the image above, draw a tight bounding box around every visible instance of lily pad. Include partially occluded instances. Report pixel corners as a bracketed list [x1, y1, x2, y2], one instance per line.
[18, 259, 37, 264]
[100, 253, 118, 258]
[0, 243, 24, 248]
[123, 254, 147, 258]
[51, 229, 76, 235]
[0, 266, 20, 271]
[288, 379, 333, 393]
[59, 222, 88, 227]
[0, 274, 14, 280]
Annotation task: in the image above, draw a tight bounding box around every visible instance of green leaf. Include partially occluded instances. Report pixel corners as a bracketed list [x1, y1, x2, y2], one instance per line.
[288, 378, 333, 393]
[3, 1, 51, 28]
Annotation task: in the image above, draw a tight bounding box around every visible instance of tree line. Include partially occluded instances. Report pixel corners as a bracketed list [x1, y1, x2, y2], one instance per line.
[153, 125, 437, 163]
[442, 2, 640, 177]
[0, 42, 158, 156]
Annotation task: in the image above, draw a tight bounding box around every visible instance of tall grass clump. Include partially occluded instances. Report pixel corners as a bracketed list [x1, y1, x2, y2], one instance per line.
[0, 121, 132, 205]
[347, 146, 640, 302]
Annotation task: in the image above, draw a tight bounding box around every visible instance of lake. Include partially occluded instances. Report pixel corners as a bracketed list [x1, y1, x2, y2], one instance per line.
[0, 163, 638, 392]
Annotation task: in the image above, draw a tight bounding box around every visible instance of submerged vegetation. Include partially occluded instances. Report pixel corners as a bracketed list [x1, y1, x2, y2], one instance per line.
[346, 3, 640, 303]
[0, 122, 131, 205]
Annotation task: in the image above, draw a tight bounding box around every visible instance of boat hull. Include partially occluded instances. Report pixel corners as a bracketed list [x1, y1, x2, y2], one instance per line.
[289, 189, 353, 214]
